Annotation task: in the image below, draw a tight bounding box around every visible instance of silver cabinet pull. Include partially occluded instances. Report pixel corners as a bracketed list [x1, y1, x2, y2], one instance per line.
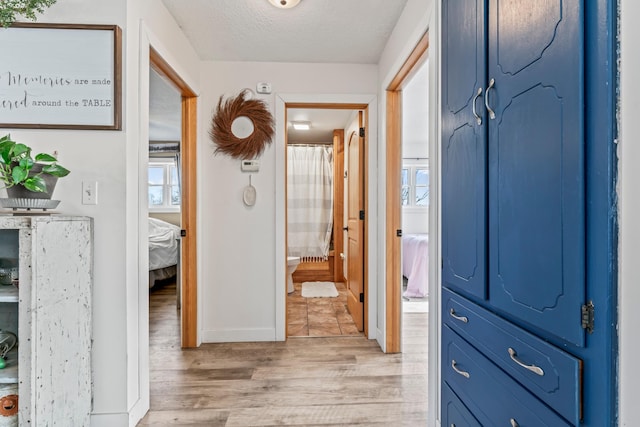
[451, 359, 470, 378]
[472, 86, 483, 125]
[510, 418, 519, 427]
[508, 347, 544, 376]
[484, 78, 496, 119]
[449, 308, 468, 323]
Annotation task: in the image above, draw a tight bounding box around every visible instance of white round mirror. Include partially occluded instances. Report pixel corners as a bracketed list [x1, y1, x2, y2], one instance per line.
[231, 116, 255, 139]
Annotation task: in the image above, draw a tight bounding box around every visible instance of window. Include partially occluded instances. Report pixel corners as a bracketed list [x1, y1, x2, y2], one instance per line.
[148, 159, 180, 212]
[401, 164, 429, 207]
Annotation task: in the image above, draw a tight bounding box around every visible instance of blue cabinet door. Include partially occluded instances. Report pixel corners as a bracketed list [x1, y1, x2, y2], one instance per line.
[441, 0, 487, 300]
[442, 383, 481, 427]
[487, 0, 585, 347]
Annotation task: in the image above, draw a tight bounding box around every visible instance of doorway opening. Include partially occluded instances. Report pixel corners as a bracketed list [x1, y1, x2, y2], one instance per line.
[147, 65, 183, 356]
[148, 48, 198, 347]
[385, 32, 430, 353]
[284, 103, 369, 338]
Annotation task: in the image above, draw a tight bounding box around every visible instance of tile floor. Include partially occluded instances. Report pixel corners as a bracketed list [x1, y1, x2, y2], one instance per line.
[287, 281, 362, 337]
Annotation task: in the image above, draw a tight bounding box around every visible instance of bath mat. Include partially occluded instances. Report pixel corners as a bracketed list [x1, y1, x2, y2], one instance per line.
[301, 282, 339, 298]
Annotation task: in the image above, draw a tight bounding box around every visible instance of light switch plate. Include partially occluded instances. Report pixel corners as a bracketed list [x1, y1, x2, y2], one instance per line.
[82, 181, 98, 205]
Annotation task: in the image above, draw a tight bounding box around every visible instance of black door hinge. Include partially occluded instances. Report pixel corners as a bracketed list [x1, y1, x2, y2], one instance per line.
[397, 229, 402, 237]
[359, 292, 364, 303]
[180, 229, 187, 237]
[359, 210, 365, 220]
[359, 127, 365, 137]
[581, 301, 594, 334]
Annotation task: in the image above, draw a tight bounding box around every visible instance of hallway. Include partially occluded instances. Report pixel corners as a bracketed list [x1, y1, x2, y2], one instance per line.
[138, 282, 429, 426]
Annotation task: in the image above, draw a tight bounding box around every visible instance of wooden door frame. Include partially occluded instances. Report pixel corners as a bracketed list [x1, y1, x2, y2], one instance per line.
[385, 32, 430, 353]
[282, 101, 370, 338]
[150, 48, 198, 348]
[333, 129, 345, 282]
[345, 112, 366, 331]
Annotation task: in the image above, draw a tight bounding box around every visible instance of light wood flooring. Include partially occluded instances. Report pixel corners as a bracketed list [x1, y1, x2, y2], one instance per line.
[138, 281, 429, 426]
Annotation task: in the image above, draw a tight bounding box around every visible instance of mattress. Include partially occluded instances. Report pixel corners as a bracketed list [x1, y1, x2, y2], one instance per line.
[402, 233, 429, 298]
[149, 217, 181, 271]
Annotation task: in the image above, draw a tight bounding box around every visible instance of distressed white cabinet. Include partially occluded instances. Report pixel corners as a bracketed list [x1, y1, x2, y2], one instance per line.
[0, 215, 92, 426]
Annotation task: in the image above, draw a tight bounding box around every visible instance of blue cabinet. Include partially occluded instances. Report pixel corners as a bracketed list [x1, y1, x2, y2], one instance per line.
[441, 0, 487, 301]
[443, 0, 585, 344]
[487, 0, 586, 347]
[442, 383, 481, 427]
[440, 0, 614, 426]
[443, 326, 572, 427]
[443, 288, 582, 425]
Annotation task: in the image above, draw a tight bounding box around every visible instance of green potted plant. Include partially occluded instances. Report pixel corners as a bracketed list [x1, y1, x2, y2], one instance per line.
[0, 0, 57, 28]
[0, 134, 70, 200]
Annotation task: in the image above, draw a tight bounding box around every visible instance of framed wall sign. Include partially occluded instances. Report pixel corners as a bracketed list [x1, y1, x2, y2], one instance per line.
[0, 23, 122, 130]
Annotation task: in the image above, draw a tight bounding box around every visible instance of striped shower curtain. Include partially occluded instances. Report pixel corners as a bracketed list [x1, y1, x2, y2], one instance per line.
[287, 145, 334, 262]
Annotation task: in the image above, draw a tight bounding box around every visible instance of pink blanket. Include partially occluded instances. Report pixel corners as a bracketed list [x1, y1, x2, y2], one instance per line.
[402, 234, 429, 298]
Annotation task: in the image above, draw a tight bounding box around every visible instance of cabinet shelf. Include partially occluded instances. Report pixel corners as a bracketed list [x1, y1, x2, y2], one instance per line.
[0, 348, 18, 384]
[0, 285, 18, 303]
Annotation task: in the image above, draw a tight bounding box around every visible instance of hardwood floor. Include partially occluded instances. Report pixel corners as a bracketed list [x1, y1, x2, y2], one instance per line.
[138, 281, 429, 426]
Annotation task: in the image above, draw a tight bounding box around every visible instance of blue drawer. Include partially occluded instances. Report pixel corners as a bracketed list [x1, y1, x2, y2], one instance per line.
[442, 382, 481, 427]
[443, 288, 582, 424]
[443, 325, 573, 426]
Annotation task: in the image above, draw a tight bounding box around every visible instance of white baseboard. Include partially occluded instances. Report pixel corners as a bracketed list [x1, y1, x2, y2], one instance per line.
[91, 412, 129, 427]
[376, 327, 385, 352]
[202, 328, 276, 342]
[128, 397, 149, 427]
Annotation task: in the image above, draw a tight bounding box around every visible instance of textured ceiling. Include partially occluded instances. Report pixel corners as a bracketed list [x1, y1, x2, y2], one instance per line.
[150, 0, 411, 142]
[161, 0, 409, 63]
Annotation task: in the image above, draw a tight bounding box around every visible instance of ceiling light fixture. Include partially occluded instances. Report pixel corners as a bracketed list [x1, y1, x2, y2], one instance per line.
[268, 0, 301, 9]
[292, 121, 310, 130]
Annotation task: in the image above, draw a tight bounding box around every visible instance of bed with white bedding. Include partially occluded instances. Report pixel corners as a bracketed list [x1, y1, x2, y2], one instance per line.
[149, 217, 181, 288]
[402, 233, 429, 298]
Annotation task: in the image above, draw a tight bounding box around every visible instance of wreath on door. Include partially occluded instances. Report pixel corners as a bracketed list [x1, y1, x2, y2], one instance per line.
[209, 89, 275, 159]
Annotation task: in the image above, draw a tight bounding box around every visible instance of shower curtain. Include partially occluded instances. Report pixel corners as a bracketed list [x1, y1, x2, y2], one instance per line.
[287, 145, 334, 262]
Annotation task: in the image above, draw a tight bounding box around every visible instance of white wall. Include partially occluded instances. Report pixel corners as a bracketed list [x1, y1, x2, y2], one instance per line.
[618, 0, 639, 424]
[402, 57, 430, 235]
[402, 58, 430, 159]
[376, 0, 433, 346]
[125, 2, 201, 425]
[12, 1, 129, 424]
[17, 1, 201, 426]
[149, 212, 181, 226]
[375, 0, 435, 424]
[198, 61, 377, 342]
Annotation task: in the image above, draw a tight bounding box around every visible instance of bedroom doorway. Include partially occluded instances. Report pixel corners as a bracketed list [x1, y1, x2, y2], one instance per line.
[385, 32, 430, 353]
[149, 49, 198, 348]
[285, 103, 368, 338]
